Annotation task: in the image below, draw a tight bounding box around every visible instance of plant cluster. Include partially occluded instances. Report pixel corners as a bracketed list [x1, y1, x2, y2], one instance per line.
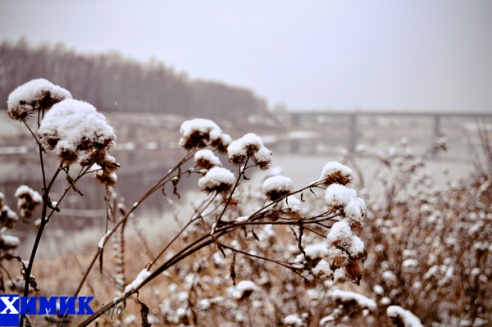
[1, 79, 373, 327]
[341, 136, 492, 326]
[2, 78, 490, 327]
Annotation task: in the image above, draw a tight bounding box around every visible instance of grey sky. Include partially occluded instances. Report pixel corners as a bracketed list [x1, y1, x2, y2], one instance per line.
[1, 0, 491, 111]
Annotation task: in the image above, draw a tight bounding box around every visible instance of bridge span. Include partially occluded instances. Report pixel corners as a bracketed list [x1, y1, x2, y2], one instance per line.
[288, 109, 492, 152]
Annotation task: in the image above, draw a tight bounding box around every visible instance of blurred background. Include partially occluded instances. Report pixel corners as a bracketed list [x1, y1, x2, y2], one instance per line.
[0, 0, 491, 256]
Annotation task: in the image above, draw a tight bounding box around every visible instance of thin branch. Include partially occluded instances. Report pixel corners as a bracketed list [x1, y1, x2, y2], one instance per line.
[148, 192, 217, 269]
[72, 151, 196, 297]
[220, 243, 300, 272]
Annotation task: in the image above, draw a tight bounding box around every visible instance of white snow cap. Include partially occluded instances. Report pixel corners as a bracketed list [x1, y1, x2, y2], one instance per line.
[15, 185, 42, 203]
[180, 118, 220, 140]
[348, 235, 366, 258]
[227, 133, 272, 169]
[262, 175, 293, 200]
[329, 289, 377, 311]
[319, 161, 353, 185]
[179, 118, 227, 150]
[38, 99, 116, 165]
[327, 220, 353, 249]
[229, 280, 257, 299]
[198, 167, 235, 193]
[387, 305, 423, 327]
[325, 184, 356, 208]
[282, 195, 302, 213]
[283, 314, 303, 326]
[325, 184, 366, 225]
[1, 234, 20, 248]
[7, 78, 72, 120]
[194, 149, 222, 168]
[303, 243, 330, 260]
[123, 269, 151, 295]
[343, 197, 367, 225]
[312, 259, 334, 279]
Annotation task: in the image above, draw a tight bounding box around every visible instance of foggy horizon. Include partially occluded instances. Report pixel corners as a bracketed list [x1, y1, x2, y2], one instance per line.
[1, 1, 492, 112]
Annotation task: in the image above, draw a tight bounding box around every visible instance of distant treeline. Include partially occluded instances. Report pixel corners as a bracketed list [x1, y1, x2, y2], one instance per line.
[0, 39, 268, 119]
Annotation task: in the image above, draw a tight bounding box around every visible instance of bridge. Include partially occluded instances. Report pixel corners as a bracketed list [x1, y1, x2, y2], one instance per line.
[287, 109, 492, 152]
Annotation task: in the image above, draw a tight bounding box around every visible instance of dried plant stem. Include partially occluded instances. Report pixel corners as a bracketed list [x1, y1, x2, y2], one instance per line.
[76, 188, 337, 327]
[220, 243, 298, 272]
[72, 151, 196, 298]
[148, 192, 217, 269]
[19, 162, 62, 326]
[216, 156, 251, 222]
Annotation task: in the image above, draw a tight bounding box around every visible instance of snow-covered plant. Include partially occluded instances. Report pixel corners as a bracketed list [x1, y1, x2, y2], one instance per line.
[2, 79, 119, 326]
[2, 79, 372, 327]
[0, 192, 21, 273]
[14, 185, 42, 221]
[7, 78, 72, 121]
[38, 99, 117, 168]
[341, 138, 492, 326]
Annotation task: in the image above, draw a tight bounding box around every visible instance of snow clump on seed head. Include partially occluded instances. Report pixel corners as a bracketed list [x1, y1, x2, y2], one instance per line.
[227, 133, 272, 170]
[1, 193, 19, 229]
[387, 305, 424, 327]
[319, 161, 353, 186]
[15, 185, 42, 221]
[327, 220, 353, 250]
[0, 234, 20, 251]
[325, 184, 357, 211]
[7, 78, 72, 121]
[38, 99, 117, 168]
[198, 167, 236, 193]
[179, 118, 230, 152]
[194, 149, 222, 170]
[324, 184, 366, 226]
[229, 280, 257, 300]
[262, 175, 294, 201]
[92, 163, 118, 187]
[281, 195, 302, 214]
[343, 197, 367, 226]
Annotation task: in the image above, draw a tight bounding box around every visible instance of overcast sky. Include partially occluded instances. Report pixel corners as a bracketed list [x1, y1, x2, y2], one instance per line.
[1, 0, 491, 111]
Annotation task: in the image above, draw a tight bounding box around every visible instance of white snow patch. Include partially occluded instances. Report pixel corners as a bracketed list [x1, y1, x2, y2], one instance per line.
[262, 175, 293, 198]
[38, 99, 115, 162]
[327, 220, 352, 249]
[227, 133, 272, 168]
[15, 185, 42, 203]
[98, 231, 111, 249]
[319, 161, 353, 183]
[348, 235, 365, 257]
[329, 289, 377, 310]
[8, 78, 72, 115]
[229, 280, 256, 299]
[179, 118, 221, 146]
[382, 270, 397, 283]
[198, 167, 235, 192]
[343, 197, 367, 224]
[235, 216, 249, 223]
[283, 314, 303, 326]
[282, 195, 302, 212]
[303, 243, 329, 260]
[1, 234, 20, 247]
[123, 269, 151, 295]
[325, 184, 356, 207]
[194, 149, 222, 167]
[402, 259, 419, 269]
[387, 305, 423, 327]
[312, 259, 334, 278]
